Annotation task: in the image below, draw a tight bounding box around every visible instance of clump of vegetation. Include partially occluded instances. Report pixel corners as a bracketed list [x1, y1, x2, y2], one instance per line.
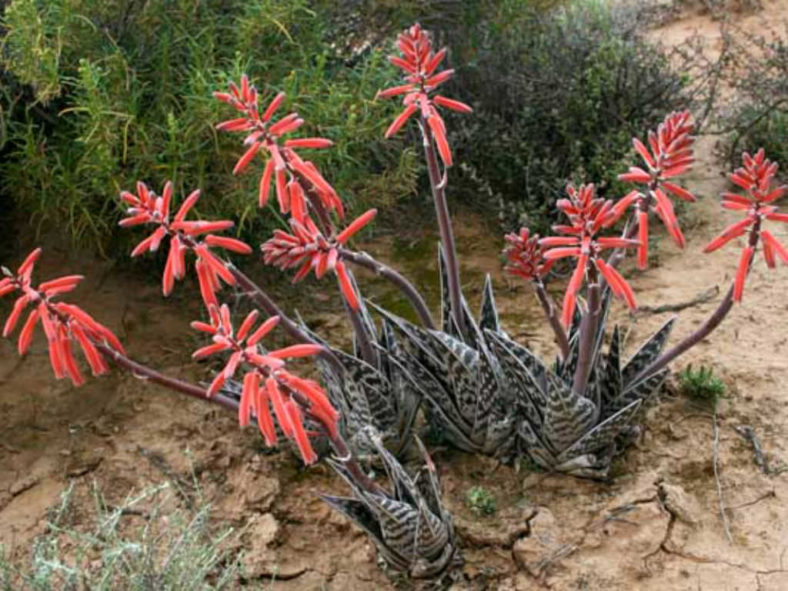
[446, 1, 692, 231]
[466, 486, 497, 516]
[679, 365, 726, 405]
[721, 32, 788, 173]
[0, 0, 694, 253]
[0, 0, 415, 252]
[0, 483, 243, 590]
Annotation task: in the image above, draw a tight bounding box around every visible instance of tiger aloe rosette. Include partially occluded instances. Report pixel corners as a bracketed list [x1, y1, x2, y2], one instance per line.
[322, 429, 459, 581]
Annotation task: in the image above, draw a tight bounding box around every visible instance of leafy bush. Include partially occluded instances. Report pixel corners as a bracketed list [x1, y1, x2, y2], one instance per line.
[1, 0, 694, 253]
[0, 0, 414, 252]
[722, 34, 788, 173]
[0, 482, 242, 590]
[444, 1, 689, 231]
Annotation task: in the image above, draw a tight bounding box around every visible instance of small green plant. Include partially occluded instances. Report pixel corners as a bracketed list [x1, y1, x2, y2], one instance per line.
[679, 364, 726, 404]
[466, 486, 497, 516]
[0, 481, 243, 590]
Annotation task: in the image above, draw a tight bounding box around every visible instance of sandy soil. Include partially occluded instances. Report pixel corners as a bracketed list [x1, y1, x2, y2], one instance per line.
[2, 2, 788, 589]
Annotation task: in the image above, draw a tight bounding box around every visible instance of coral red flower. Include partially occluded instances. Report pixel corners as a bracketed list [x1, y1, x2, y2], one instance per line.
[191, 303, 337, 464]
[377, 23, 472, 167]
[261, 210, 377, 310]
[120, 181, 252, 308]
[1, 249, 123, 385]
[540, 184, 640, 326]
[703, 149, 788, 302]
[617, 110, 697, 268]
[502, 228, 554, 282]
[214, 77, 343, 220]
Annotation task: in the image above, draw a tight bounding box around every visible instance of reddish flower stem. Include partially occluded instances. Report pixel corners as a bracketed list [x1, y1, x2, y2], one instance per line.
[94, 341, 382, 494]
[533, 280, 570, 359]
[421, 116, 464, 335]
[339, 248, 435, 329]
[290, 168, 376, 366]
[572, 266, 601, 395]
[225, 263, 344, 373]
[93, 342, 238, 410]
[633, 217, 762, 384]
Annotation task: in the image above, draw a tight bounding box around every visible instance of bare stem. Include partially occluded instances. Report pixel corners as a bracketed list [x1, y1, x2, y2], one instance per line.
[632, 218, 761, 384]
[345, 296, 377, 366]
[421, 117, 464, 335]
[340, 248, 435, 329]
[96, 342, 382, 495]
[94, 342, 240, 411]
[572, 270, 600, 395]
[227, 264, 344, 373]
[534, 280, 570, 359]
[290, 168, 377, 365]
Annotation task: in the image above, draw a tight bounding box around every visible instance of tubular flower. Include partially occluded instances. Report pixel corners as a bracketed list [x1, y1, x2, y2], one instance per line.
[1, 249, 123, 385]
[541, 184, 640, 327]
[191, 304, 337, 464]
[703, 149, 788, 302]
[261, 210, 377, 311]
[617, 110, 697, 268]
[214, 77, 343, 220]
[376, 23, 472, 167]
[120, 181, 252, 308]
[502, 228, 554, 282]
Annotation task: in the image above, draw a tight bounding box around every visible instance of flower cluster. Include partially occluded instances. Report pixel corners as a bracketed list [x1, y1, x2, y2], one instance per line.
[704, 149, 788, 301]
[214, 76, 343, 220]
[261, 210, 378, 311]
[617, 110, 697, 268]
[120, 181, 252, 307]
[376, 23, 472, 167]
[503, 228, 554, 282]
[191, 304, 338, 463]
[540, 184, 640, 326]
[1, 248, 123, 385]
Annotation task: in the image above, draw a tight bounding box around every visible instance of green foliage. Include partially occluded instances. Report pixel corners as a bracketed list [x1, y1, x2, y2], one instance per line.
[1, 0, 691, 254]
[466, 486, 496, 516]
[722, 34, 787, 173]
[0, 482, 243, 590]
[679, 364, 726, 405]
[0, 0, 413, 252]
[444, 0, 688, 232]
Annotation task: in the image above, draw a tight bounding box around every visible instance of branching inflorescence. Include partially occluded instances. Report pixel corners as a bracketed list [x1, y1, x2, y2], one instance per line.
[3, 22, 787, 584]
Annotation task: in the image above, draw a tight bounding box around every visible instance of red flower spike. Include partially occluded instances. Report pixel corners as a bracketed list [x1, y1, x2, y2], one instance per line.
[190, 304, 338, 460]
[261, 212, 375, 307]
[121, 181, 248, 307]
[502, 228, 555, 282]
[538, 183, 640, 324]
[378, 24, 471, 168]
[214, 80, 344, 220]
[1, 249, 123, 385]
[703, 150, 788, 301]
[618, 111, 697, 263]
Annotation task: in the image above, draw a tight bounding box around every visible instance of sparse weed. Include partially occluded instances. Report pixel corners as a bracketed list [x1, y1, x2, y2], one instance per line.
[467, 486, 497, 516]
[679, 364, 726, 405]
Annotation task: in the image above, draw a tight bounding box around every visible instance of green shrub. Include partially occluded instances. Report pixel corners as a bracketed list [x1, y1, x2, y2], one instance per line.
[678, 364, 726, 405]
[445, 1, 689, 232]
[0, 482, 242, 590]
[1, 0, 691, 254]
[722, 34, 787, 173]
[0, 0, 414, 252]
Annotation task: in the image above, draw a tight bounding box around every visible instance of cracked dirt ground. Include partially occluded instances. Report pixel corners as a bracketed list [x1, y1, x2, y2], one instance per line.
[1, 2, 787, 589]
